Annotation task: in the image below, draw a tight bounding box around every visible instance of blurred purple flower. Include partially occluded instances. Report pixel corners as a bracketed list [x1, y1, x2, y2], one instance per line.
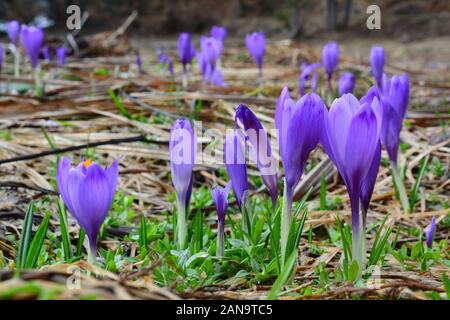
[224, 129, 248, 211]
[212, 180, 231, 257]
[322, 41, 339, 80]
[56, 47, 67, 65]
[42, 46, 51, 61]
[200, 36, 220, 68]
[370, 46, 385, 87]
[299, 62, 320, 95]
[7, 21, 20, 46]
[170, 119, 197, 248]
[0, 44, 3, 71]
[425, 216, 436, 248]
[338, 71, 355, 96]
[210, 69, 227, 87]
[168, 59, 174, 76]
[211, 26, 227, 41]
[21, 25, 44, 69]
[56, 157, 118, 259]
[380, 73, 410, 165]
[235, 104, 278, 208]
[156, 48, 168, 64]
[178, 33, 195, 71]
[321, 93, 380, 267]
[245, 32, 265, 76]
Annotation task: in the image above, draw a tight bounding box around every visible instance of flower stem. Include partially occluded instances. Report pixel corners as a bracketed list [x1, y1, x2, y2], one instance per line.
[280, 178, 292, 269]
[177, 198, 187, 249]
[391, 162, 410, 213]
[350, 192, 365, 279]
[87, 236, 97, 265]
[182, 66, 188, 88]
[216, 222, 225, 273]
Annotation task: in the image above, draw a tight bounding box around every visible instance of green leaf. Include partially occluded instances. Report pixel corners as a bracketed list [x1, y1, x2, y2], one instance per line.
[139, 214, 148, 255]
[267, 249, 297, 300]
[319, 173, 327, 210]
[25, 212, 51, 269]
[348, 260, 360, 282]
[75, 228, 86, 257]
[57, 199, 73, 261]
[409, 154, 430, 212]
[443, 273, 450, 300]
[108, 88, 131, 119]
[16, 202, 35, 269]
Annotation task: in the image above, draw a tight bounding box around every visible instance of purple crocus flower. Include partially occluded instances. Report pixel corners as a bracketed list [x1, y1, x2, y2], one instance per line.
[42, 46, 51, 61]
[7, 21, 20, 46]
[380, 73, 410, 165]
[21, 25, 44, 69]
[211, 26, 227, 42]
[212, 181, 231, 257]
[56, 47, 67, 66]
[245, 32, 265, 78]
[211, 69, 227, 87]
[224, 129, 249, 211]
[338, 72, 355, 96]
[425, 216, 436, 248]
[299, 62, 320, 96]
[321, 93, 380, 270]
[168, 59, 174, 76]
[56, 157, 118, 260]
[322, 41, 339, 81]
[178, 33, 195, 70]
[235, 104, 278, 208]
[370, 46, 385, 88]
[170, 118, 197, 248]
[200, 36, 220, 68]
[0, 44, 3, 71]
[156, 48, 168, 64]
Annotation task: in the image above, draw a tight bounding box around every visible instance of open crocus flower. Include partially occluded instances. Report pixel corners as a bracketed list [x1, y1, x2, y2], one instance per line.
[425, 216, 436, 249]
[275, 87, 326, 263]
[235, 104, 278, 209]
[21, 25, 44, 69]
[212, 181, 231, 257]
[322, 41, 339, 81]
[299, 62, 320, 96]
[56, 47, 67, 66]
[338, 71, 355, 96]
[321, 93, 380, 273]
[170, 119, 197, 249]
[245, 32, 265, 80]
[178, 33, 195, 86]
[56, 157, 118, 261]
[370, 46, 385, 88]
[7, 20, 20, 46]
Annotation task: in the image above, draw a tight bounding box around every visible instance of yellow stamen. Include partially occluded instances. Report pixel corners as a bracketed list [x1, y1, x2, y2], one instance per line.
[83, 159, 92, 168]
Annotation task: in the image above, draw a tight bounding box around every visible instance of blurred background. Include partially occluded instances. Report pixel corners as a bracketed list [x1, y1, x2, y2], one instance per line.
[0, 0, 449, 40]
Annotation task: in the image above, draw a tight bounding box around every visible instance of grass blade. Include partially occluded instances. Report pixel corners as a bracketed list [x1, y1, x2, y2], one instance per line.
[57, 199, 73, 261]
[75, 228, 86, 257]
[409, 154, 430, 212]
[319, 173, 327, 210]
[139, 214, 148, 255]
[108, 88, 131, 119]
[16, 202, 35, 269]
[25, 212, 51, 269]
[267, 249, 297, 300]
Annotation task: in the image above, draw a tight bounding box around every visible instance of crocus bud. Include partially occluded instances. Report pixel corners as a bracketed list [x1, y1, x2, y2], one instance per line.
[21, 25, 44, 69]
[338, 71, 355, 96]
[425, 216, 436, 248]
[56, 47, 67, 66]
[211, 26, 227, 41]
[235, 104, 278, 208]
[170, 119, 197, 249]
[299, 62, 320, 96]
[321, 93, 380, 271]
[200, 36, 220, 67]
[212, 181, 231, 258]
[322, 41, 339, 80]
[380, 73, 409, 165]
[370, 46, 385, 87]
[245, 32, 265, 76]
[178, 33, 195, 70]
[7, 21, 20, 46]
[224, 129, 248, 211]
[56, 157, 118, 261]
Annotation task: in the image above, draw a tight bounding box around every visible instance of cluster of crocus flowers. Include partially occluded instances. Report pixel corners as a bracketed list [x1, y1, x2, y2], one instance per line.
[275, 87, 326, 264]
[212, 181, 231, 259]
[169, 119, 197, 249]
[321, 93, 381, 274]
[370, 46, 385, 88]
[338, 71, 355, 96]
[245, 32, 265, 83]
[178, 33, 195, 87]
[299, 62, 320, 96]
[322, 41, 339, 88]
[56, 157, 119, 262]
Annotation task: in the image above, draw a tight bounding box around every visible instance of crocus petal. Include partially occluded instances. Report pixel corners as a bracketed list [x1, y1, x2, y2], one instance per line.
[235, 104, 278, 206]
[246, 32, 265, 71]
[56, 47, 67, 65]
[370, 46, 385, 87]
[21, 25, 44, 68]
[224, 130, 248, 210]
[212, 180, 232, 225]
[360, 142, 381, 221]
[338, 71, 355, 96]
[322, 42, 339, 79]
[7, 21, 20, 46]
[211, 26, 227, 41]
[425, 216, 436, 248]
[274, 86, 291, 137]
[178, 33, 195, 67]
